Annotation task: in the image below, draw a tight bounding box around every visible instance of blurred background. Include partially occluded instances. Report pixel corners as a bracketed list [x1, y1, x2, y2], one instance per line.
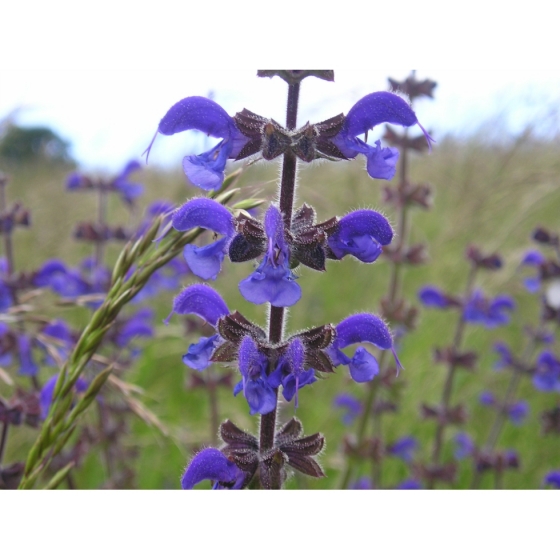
[2, 1, 560, 489]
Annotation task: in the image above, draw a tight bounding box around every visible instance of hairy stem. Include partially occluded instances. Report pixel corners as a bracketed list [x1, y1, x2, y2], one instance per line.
[259, 81, 301, 482]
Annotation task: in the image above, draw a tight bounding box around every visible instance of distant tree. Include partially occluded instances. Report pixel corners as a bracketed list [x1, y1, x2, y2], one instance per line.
[0, 125, 74, 164]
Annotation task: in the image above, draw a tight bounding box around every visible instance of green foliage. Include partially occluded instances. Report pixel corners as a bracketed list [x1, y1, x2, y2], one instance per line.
[3, 129, 560, 489]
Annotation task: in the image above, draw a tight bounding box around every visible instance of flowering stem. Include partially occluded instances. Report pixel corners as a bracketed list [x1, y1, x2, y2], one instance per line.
[339, 128, 413, 489]
[471, 329, 540, 488]
[431, 264, 477, 471]
[259, 81, 301, 482]
[0, 176, 17, 304]
[0, 420, 9, 466]
[95, 187, 108, 269]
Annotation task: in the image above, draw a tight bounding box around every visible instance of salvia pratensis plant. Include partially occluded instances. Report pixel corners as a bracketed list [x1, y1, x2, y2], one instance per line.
[154, 70, 433, 489]
[338, 72, 436, 490]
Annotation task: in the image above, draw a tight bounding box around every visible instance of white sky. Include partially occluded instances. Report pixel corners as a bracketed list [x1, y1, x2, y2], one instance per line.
[2, 2, 559, 171]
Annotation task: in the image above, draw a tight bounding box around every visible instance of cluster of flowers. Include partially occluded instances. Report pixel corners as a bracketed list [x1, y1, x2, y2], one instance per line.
[150, 74, 432, 489]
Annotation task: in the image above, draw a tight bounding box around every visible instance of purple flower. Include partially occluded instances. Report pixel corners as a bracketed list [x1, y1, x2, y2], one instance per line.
[112, 160, 143, 205]
[0, 323, 13, 366]
[508, 400, 529, 425]
[0, 282, 13, 312]
[327, 313, 398, 383]
[239, 205, 301, 307]
[34, 260, 91, 297]
[463, 290, 515, 329]
[493, 342, 513, 371]
[520, 249, 545, 293]
[145, 96, 249, 191]
[418, 286, 457, 309]
[40, 374, 88, 419]
[165, 284, 229, 327]
[182, 335, 220, 371]
[387, 436, 417, 463]
[268, 338, 315, 407]
[454, 432, 475, 460]
[172, 198, 234, 280]
[544, 471, 560, 488]
[181, 448, 245, 490]
[233, 336, 277, 415]
[38, 320, 74, 365]
[333, 91, 433, 181]
[327, 209, 393, 263]
[533, 351, 560, 392]
[479, 391, 496, 406]
[333, 393, 362, 425]
[17, 334, 38, 376]
[396, 479, 423, 490]
[351, 477, 373, 489]
[114, 309, 154, 347]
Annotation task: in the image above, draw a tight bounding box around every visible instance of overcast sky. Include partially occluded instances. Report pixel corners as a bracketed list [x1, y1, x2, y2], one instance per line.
[2, 2, 559, 172]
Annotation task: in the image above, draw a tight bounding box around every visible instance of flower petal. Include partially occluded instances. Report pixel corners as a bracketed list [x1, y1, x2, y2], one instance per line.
[344, 92, 420, 137]
[172, 198, 234, 237]
[159, 96, 235, 139]
[181, 448, 242, 490]
[183, 237, 228, 281]
[348, 346, 379, 382]
[167, 284, 229, 326]
[238, 256, 301, 307]
[335, 313, 392, 351]
[182, 335, 220, 370]
[182, 141, 231, 191]
[328, 209, 393, 262]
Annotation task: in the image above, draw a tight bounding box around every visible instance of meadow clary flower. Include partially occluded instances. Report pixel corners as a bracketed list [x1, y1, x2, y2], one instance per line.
[454, 432, 475, 460]
[327, 313, 400, 382]
[17, 334, 39, 376]
[327, 209, 393, 263]
[268, 338, 316, 407]
[112, 160, 143, 204]
[479, 391, 496, 406]
[508, 400, 529, 425]
[532, 350, 560, 392]
[239, 205, 301, 307]
[172, 198, 234, 280]
[181, 448, 245, 490]
[396, 479, 423, 489]
[145, 96, 249, 191]
[417, 286, 458, 309]
[387, 436, 417, 463]
[165, 284, 230, 371]
[463, 290, 515, 329]
[333, 393, 362, 425]
[520, 249, 545, 293]
[233, 336, 277, 415]
[332, 91, 434, 181]
[543, 470, 560, 488]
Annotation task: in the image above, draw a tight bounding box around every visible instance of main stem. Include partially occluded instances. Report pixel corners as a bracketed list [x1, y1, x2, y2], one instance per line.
[259, 82, 300, 467]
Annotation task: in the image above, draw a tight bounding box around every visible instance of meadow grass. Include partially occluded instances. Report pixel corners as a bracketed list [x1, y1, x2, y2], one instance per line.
[2, 126, 560, 489]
